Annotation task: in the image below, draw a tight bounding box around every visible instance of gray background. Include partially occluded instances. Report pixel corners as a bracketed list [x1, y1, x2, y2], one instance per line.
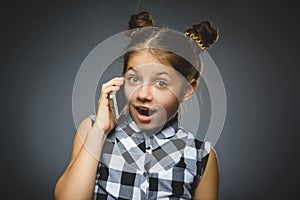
[1, 0, 299, 199]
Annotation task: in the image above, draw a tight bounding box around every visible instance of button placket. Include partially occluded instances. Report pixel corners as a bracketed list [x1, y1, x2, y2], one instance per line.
[143, 136, 150, 199]
[145, 137, 152, 152]
[144, 137, 152, 171]
[143, 172, 148, 177]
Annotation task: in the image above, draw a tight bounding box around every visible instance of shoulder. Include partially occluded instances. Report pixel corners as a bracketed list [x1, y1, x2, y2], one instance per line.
[182, 130, 212, 157]
[71, 114, 100, 150]
[193, 144, 219, 199]
[88, 114, 96, 125]
[181, 131, 213, 167]
[64, 115, 95, 170]
[78, 115, 94, 134]
[72, 115, 95, 147]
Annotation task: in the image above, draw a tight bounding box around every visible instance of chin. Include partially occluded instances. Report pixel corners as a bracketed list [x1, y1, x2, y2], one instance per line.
[132, 113, 166, 132]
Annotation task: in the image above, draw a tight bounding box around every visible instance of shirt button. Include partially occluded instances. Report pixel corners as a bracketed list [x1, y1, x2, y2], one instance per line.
[143, 172, 148, 177]
[146, 147, 151, 150]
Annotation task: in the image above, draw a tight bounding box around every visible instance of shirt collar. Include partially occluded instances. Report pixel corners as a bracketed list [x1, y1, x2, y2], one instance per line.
[112, 110, 187, 171]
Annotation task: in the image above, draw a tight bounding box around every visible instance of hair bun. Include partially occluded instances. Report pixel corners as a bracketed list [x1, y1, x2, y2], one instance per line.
[185, 21, 219, 49]
[128, 11, 155, 29]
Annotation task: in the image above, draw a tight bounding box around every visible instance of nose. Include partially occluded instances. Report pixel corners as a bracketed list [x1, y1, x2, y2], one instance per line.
[136, 83, 153, 102]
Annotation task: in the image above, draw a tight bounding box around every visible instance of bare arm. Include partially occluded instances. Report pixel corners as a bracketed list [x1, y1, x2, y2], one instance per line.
[54, 118, 105, 200]
[54, 77, 124, 200]
[193, 147, 219, 200]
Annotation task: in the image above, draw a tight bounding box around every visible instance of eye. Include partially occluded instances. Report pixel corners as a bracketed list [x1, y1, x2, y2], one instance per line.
[155, 80, 168, 87]
[128, 76, 139, 83]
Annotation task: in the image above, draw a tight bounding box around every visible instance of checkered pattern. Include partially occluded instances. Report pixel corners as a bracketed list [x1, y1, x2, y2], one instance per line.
[90, 111, 211, 199]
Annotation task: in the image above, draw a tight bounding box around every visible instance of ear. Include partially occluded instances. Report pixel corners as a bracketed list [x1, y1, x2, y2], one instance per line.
[182, 79, 197, 102]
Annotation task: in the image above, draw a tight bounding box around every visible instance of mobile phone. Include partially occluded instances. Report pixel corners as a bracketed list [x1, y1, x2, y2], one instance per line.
[109, 92, 120, 120]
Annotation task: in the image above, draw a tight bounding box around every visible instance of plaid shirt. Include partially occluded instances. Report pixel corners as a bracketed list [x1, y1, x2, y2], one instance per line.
[90, 112, 211, 200]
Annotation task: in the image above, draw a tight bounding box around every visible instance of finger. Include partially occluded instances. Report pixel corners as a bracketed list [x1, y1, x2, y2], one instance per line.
[102, 85, 121, 96]
[98, 86, 121, 107]
[101, 79, 124, 94]
[105, 77, 125, 87]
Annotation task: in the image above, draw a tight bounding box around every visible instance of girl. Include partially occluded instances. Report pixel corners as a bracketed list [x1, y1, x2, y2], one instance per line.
[54, 11, 219, 200]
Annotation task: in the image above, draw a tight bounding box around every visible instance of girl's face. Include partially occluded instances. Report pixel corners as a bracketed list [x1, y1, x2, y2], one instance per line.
[124, 51, 194, 131]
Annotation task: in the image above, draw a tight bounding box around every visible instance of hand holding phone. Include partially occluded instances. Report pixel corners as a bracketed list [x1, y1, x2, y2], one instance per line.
[95, 77, 124, 133]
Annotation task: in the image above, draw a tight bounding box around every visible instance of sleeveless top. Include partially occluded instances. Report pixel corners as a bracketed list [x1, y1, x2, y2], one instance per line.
[90, 111, 211, 200]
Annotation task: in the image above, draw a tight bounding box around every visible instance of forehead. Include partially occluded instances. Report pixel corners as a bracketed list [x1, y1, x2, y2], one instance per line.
[126, 64, 174, 77]
[127, 50, 170, 67]
[126, 51, 174, 73]
[126, 56, 178, 76]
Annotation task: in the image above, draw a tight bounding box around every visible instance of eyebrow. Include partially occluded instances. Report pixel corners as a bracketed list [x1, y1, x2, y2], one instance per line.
[127, 67, 137, 73]
[127, 67, 170, 75]
[154, 71, 170, 76]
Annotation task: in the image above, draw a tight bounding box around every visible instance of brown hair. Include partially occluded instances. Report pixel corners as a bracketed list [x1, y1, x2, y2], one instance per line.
[124, 11, 219, 83]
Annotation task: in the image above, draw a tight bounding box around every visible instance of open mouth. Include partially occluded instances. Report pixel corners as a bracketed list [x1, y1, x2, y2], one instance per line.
[135, 106, 156, 117]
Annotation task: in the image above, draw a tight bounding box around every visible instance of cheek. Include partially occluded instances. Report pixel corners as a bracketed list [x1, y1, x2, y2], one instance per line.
[124, 85, 137, 102]
[159, 93, 180, 111]
[170, 84, 187, 100]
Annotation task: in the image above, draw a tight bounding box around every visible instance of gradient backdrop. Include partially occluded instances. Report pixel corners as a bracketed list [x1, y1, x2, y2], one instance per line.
[1, 1, 299, 199]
